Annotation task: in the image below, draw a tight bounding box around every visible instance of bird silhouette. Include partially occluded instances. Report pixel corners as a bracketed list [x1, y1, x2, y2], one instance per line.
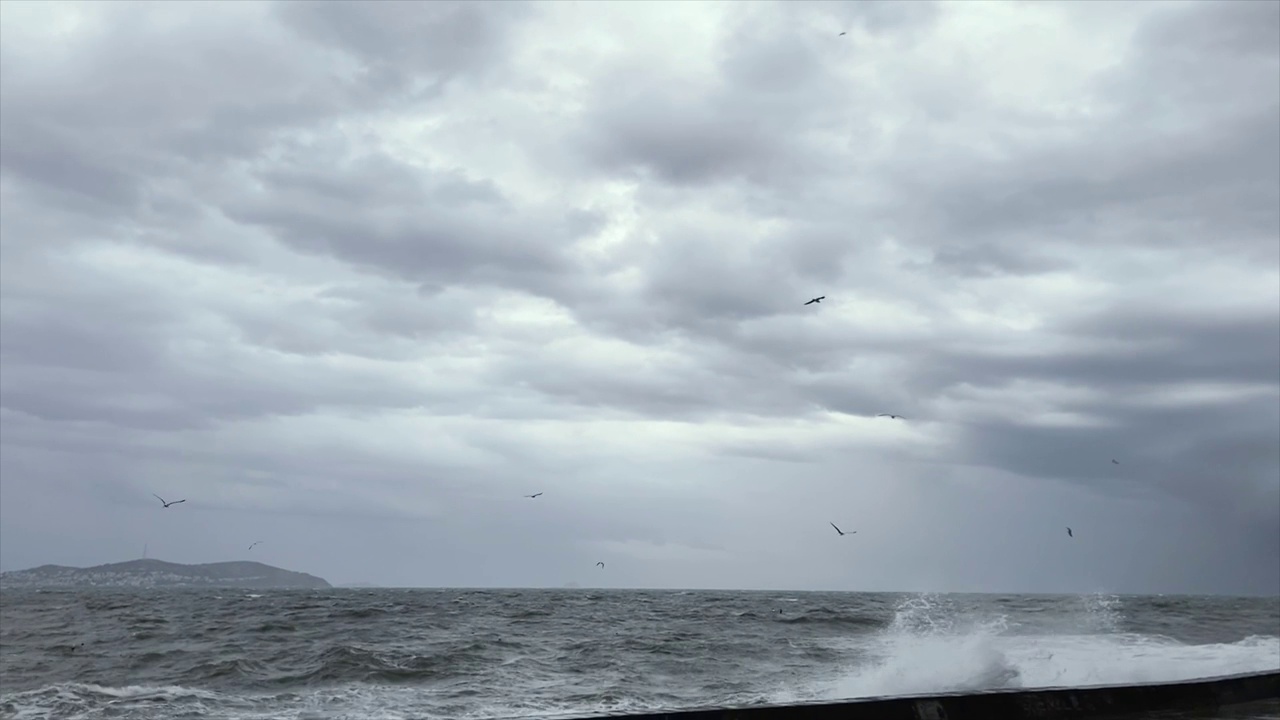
[838, 32, 847, 36]
[830, 522, 855, 537]
[877, 413, 905, 420]
[804, 296, 825, 305]
[596, 561, 605, 569]
[1067, 527, 1073, 538]
[152, 494, 185, 509]
[524, 493, 543, 498]
[1111, 459, 1120, 465]
[248, 541, 263, 551]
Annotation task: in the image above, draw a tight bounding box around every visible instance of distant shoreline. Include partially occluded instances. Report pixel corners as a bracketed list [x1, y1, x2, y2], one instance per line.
[0, 558, 331, 590]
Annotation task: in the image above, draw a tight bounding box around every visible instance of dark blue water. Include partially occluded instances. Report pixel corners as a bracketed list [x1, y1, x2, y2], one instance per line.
[1, 589, 1277, 719]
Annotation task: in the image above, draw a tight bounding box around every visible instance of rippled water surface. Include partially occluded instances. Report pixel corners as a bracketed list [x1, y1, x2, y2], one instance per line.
[1, 589, 1277, 719]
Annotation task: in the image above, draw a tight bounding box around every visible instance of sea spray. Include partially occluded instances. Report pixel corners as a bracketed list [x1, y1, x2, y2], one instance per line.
[828, 593, 1280, 701]
[831, 593, 1022, 699]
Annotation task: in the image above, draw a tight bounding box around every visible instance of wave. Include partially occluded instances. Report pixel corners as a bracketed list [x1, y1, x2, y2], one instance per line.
[176, 642, 494, 688]
[827, 593, 1280, 700]
[0, 683, 225, 720]
[774, 607, 884, 630]
[0, 680, 725, 720]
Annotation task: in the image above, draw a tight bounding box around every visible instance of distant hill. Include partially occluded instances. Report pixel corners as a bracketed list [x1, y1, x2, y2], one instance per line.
[0, 559, 331, 589]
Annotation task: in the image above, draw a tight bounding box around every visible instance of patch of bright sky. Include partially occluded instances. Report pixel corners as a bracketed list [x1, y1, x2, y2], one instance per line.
[0, 0, 104, 56]
[1124, 382, 1280, 410]
[590, 538, 734, 565]
[861, 1, 1148, 170]
[930, 378, 1115, 428]
[1106, 248, 1280, 316]
[944, 270, 1111, 334]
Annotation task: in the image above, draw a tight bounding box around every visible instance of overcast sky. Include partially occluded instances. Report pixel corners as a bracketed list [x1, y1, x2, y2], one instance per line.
[1, 0, 1276, 596]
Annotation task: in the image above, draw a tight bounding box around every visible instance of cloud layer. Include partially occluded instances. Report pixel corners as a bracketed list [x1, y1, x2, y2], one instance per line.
[2, 0, 1277, 595]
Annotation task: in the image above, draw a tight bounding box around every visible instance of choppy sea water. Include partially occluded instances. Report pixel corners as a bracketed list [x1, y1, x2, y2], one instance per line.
[1, 589, 1277, 720]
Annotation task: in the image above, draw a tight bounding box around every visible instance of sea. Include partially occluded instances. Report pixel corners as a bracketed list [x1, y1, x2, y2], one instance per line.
[0, 589, 1277, 720]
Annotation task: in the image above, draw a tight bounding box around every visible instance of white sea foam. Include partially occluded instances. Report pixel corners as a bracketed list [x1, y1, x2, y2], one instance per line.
[2, 683, 227, 720]
[826, 593, 1280, 701]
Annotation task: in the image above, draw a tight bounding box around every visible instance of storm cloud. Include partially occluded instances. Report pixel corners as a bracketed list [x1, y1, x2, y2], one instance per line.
[1, 0, 1277, 595]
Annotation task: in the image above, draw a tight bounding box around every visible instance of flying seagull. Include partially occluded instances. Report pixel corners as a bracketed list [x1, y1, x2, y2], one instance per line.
[877, 413, 905, 420]
[1066, 527, 1073, 538]
[152, 494, 185, 509]
[803, 296, 825, 305]
[596, 561, 605, 569]
[830, 522, 855, 537]
[524, 493, 543, 498]
[1111, 459, 1120, 465]
[838, 31, 847, 36]
[248, 541, 263, 551]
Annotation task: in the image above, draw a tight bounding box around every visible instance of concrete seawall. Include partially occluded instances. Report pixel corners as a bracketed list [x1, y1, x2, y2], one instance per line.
[564, 670, 1280, 720]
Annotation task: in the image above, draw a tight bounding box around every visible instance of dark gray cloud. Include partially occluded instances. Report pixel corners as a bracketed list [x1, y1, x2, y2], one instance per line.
[216, 143, 603, 298]
[274, 0, 532, 93]
[1, 1, 1276, 595]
